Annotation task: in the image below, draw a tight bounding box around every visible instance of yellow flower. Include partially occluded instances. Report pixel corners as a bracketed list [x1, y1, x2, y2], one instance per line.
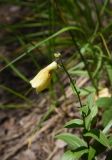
[30, 61, 57, 92]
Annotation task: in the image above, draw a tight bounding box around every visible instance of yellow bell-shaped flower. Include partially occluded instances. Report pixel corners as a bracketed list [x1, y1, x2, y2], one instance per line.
[30, 61, 57, 92]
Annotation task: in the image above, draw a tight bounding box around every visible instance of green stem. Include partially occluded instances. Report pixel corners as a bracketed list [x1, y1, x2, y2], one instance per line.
[60, 58, 83, 108]
[58, 57, 90, 148]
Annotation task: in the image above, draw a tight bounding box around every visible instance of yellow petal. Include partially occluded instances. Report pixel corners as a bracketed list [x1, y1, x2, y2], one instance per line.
[30, 61, 57, 92]
[46, 61, 58, 70]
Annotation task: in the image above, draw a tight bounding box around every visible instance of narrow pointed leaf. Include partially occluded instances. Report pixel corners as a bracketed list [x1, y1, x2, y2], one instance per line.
[85, 105, 98, 130]
[88, 146, 96, 160]
[80, 105, 89, 116]
[87, 93, 95, 109]
[56, 133, 87, 150]
[84, 130, 110, 148]
[74, 149, 88, 159]
[103, 120, 112, 134]
[64, 119, 83, 128]
[61, 151, 75, 160]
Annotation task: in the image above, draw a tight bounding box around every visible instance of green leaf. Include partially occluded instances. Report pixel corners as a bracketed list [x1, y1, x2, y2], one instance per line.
[79, 86, 96, 96]
[88, 146, 96, 160]
[61, 151, 75, 160]
[85, 105, 98, 130]
[64, 119, 83, 128]
[102, 108, 112, 127]
[56, 133, 87, 150]
[80, 105, 89, 116]
[74, 148, 88, 159]
[68, 62, 85, 71]
[80, 43, 90, 54]
[105, 63, 112, 85]
[84, 94, 98, 130]
[61, 149, 88, 160]
[70, 85, 96, 97]
[69, 70, 88, 77]
[70, 83, 80, 95]
[96, 97, 112, 109]
[0, 103, 30, 109]
[108, 136, 112, 146]
[103, 120, 112, 134]
[84, 130, 110, 149]
[87, 93, 95, 109]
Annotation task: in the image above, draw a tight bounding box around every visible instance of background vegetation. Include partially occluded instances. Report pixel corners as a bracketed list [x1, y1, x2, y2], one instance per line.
[0, 0, 112, 160]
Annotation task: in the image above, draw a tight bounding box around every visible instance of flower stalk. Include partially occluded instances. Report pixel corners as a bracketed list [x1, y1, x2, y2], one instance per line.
[59, 58, 83, 109]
